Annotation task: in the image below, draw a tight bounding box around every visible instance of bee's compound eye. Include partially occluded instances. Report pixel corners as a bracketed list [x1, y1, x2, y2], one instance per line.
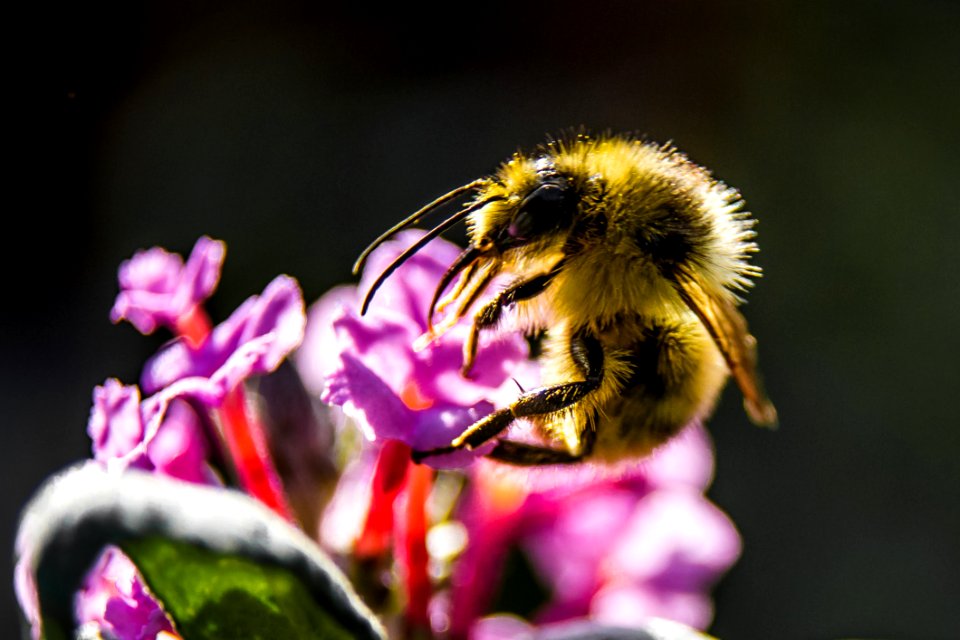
[508, 182, 576, 241]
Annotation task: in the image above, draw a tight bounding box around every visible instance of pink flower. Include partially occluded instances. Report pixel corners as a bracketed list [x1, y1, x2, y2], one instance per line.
[110, 236, 225, 335]
[298, 230, 533, 468]
[87, 379, 216, 485]
[74, 549, 175, 640]
[451, 427, 741, 635]
[140, 274, 306, 395]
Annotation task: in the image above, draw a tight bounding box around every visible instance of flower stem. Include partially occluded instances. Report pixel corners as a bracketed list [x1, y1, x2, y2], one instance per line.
[355, 440, 411, 557]
[354, 441, 435, 636]
[174, 304, 213, 348]
[219, 388, 295, 521]
[175, 304, 293, 521]
[399, 462, 433, 636]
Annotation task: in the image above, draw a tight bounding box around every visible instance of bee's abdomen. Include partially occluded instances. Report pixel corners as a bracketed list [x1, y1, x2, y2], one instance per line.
[591, 319, 728, 460]
[620, 323, 695, 397]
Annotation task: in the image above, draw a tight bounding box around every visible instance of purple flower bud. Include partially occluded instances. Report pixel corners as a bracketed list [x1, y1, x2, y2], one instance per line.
[111, 236, 225, 335]
[88, 379, 148, 466]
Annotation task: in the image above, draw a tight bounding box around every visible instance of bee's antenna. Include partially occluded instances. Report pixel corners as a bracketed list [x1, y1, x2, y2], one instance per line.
[359, 195, 504, 315]
[352, 179, 489, 276]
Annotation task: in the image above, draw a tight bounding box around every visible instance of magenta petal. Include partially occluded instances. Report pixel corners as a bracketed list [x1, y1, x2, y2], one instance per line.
[590, 583, 713, 631]
[357, 230, 463, 330]
[605, 490, 741, 591]
[327, 288, 530, 409]
[208, 333, 290, 395]
[295, 285, 358, 396]
[110, 236, 225, 335]
[301, 230, 533, 470]
[103, 580, 175, 640]
[408, 404, 496, 469]
[94, 376, 224, 474]
[76, 548, 174, 640]
[470, 615, 534, 640]
[322, 354, 492, 468]
[330, 312, 418, 398]
[639, 423, 715, 491]
[146, 400, 213, 484]
[413, 328, 531, 408]
[350, 236, 529, 395]
[139, 341, 192, 395]
[141, 275, 306, 394]
[86, 376, 223, 478]
[521, 488, 638, 606]
[233, 275, 307, 371]
[449, 479, 525, 636]
[88, 380, 144, 462]
[138, 375, 223, 447]
[110, 248, 184, 334]
[322, 353, 414, 442]
[456, 452, 739, 631]
[320, 450, 378, 552]
[181, 235, 227, 308]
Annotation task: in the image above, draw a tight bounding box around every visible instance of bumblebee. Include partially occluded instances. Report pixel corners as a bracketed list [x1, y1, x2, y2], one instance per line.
[355, 133, 776, 466]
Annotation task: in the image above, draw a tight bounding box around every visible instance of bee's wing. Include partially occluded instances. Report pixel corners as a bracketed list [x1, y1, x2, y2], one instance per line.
[674, 271, 778, 427]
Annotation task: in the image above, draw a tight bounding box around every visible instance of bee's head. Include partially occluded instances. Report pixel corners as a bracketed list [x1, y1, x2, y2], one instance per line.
[468, 156, 580, 265]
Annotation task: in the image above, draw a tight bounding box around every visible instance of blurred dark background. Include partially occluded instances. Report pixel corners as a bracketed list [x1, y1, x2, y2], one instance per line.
[5, 1, 959, 637]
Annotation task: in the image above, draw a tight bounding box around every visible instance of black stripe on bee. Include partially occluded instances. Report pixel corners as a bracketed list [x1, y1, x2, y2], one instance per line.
[622, 323, 686, 400]
[634, 203, 710, 276]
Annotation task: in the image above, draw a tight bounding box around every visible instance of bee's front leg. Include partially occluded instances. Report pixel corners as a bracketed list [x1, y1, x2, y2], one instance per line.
[461, 260, 566, 376]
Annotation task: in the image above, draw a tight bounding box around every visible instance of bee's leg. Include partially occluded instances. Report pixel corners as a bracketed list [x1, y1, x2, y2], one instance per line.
[414, 332, 602, 463]
[461, 263, 564, 376]
[487, 427, 597, 466]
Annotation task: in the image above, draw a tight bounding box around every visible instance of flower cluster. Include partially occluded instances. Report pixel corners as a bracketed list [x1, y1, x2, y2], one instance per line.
[15, 232, 740, 640]
[16, 237, 305, 640]
[450, 431, 740, 635]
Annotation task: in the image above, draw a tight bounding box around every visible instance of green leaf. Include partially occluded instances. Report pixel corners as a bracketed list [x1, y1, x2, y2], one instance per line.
[122, 537, 355, 640]
[15, 464, 385, 640]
